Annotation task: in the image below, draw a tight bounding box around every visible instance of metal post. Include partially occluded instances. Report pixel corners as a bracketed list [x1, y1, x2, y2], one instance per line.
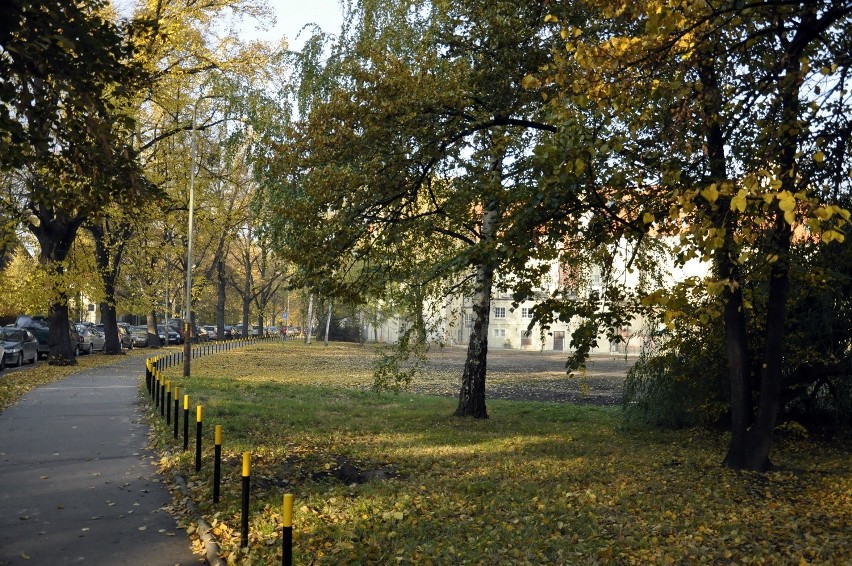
[213, 425, 222, 504]
[241, 452, 250, 547]
[195, 405, 202, 471]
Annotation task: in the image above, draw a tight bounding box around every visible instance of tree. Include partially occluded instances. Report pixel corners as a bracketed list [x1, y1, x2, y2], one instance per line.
[263, 0, 559, 418]
[0, 0, 153, 363]
[537, 1, 852, 470]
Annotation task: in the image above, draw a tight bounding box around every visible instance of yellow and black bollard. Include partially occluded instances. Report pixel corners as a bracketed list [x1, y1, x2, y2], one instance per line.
[183, 395, 190, 451]
[213, 425, 222, 504]
[282, 494, 294, 566]
[159, 373, 166, 417]
[154, 370, 160, 408]
[195, 405, 203, 471]
[241, 452, 250, 548]
[166, 382, 172, 424]
[173, 386, 180, 438]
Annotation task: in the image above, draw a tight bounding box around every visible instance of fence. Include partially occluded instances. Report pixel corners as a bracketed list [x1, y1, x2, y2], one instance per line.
[144, 335, 294, 566]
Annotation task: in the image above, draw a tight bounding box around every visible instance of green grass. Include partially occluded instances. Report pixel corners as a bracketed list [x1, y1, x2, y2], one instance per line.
[150, 341, 851, 565]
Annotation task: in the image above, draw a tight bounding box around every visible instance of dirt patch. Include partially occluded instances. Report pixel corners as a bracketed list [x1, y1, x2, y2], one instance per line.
[414, 346, 636, 406]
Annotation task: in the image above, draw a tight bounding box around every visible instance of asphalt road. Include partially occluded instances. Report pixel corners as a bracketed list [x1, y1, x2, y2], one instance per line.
[0, 356, 201, 565]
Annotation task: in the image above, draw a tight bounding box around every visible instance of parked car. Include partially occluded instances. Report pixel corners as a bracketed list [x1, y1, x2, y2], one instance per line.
[14, 314, 49, 328]
[157, 325, 181, 345]
[69, 325, 84, 356]
[195, 326, 209, 342]
[95, 323, 133, 350]
[167, 318, 187, 343]
[75, 324, 106, 354]
[130, 325, 150, 347]
[0, 328, 39, 366]
[202, 325, 218, 340]
[117, 322, 134, 349]
[21, 324, 50, 359]
[222, 325, 236, 340]
[0, 344, 5, 370]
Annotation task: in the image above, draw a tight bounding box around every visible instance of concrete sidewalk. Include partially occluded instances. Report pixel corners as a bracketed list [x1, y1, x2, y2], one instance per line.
[0, 356, 201, 565]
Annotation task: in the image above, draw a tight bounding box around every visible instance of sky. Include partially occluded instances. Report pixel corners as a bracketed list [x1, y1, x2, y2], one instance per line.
[244, 0, 345, 50]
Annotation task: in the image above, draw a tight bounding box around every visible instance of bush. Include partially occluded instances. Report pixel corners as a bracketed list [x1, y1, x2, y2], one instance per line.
[622, 330, 728, 429]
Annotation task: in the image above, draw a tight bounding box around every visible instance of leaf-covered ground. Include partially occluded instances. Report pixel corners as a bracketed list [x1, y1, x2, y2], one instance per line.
[150, 342, 851, 565]
[0, 347, 153, 411]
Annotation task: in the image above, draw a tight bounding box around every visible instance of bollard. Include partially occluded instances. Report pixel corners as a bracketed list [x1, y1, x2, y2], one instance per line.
[145, 360, 152, 395]
[195, 405, 203, 471]
[282, 494, 294, 566]
[166, 382, 172, 424]
[213, 425, 222, 504]
[183, 395, 190, 451]
[241, 452, 250, 548]
[160, 375, 166, 417]
[173, 386, 180, 439]
[154, 370, 160, 408]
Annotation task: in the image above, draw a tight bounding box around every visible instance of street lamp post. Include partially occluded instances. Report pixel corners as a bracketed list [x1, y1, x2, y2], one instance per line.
[184, 100, 199, 378]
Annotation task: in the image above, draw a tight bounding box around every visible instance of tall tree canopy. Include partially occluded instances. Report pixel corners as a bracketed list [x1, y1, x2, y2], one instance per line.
[262, 0, 561, 418]
[0, 0, 153, 363]
[532, 0, 852, 470]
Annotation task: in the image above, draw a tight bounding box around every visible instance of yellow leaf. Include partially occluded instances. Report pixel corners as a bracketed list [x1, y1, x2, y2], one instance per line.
[814, 207, 832, 220]
[544, 14, 559, 23]
[784, 210, 796, 225]
[700, 183, 719, 203]
[778, 191, 796, 212]
[574, 157, 586, 175]
[814, 150, 825, 163]
[770, 179, 783, 190]
[824, 230, 845, 243]
[730, 189, 747, 213]
[521, 74, 541, 90]
[642, 212, 655, 224]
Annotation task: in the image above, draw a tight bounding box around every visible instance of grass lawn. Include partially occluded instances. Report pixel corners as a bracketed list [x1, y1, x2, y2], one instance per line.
[150, 341, 851, 565]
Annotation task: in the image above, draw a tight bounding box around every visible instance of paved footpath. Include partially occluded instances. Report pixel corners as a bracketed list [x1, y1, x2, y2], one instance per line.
[0, 356, 201, 565]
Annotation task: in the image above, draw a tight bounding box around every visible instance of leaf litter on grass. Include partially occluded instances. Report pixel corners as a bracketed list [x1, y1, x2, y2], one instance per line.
[149, 342, 851, 565]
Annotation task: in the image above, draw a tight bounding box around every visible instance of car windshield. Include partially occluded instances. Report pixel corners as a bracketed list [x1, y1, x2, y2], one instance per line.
[0, 330, 25, 341]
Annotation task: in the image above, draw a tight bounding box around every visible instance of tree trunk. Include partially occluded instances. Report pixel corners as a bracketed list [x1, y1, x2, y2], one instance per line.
[99, 301, 122, 355]
[89, 219, 129, 355]
[47, 301, 76, 365]
[305, 294, 314, 344]
[32, 210, 81, 365]
[719, 47, 800, 471]
[454, 260, 494, 418]
[455, 200, 499, 418]
[324, 302, 332, 346]
[146, 309, 160, 348]
[217, 257, 226, 340]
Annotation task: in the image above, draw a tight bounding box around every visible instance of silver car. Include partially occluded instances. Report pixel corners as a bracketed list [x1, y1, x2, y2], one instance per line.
[0, 328, 39, 366]
[75, 324, 106, 354]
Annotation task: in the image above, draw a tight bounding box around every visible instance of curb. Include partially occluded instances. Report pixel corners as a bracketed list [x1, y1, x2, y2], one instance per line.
[173, 473, 225, 566]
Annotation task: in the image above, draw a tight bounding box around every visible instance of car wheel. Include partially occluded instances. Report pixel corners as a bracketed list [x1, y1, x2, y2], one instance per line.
[0, 356, 5, 371]
[87, 343, 93, 355]
[16, 352, 23, 367]
[75, 344, 81, 356]
[30, 351, 36, 364]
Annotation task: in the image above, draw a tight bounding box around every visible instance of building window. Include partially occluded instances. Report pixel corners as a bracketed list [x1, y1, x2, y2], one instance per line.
[521, 307, 533, 319]
[494, 307, 506, 319]
[463, 313, 473, 327]
[494, 328, 505, 337]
